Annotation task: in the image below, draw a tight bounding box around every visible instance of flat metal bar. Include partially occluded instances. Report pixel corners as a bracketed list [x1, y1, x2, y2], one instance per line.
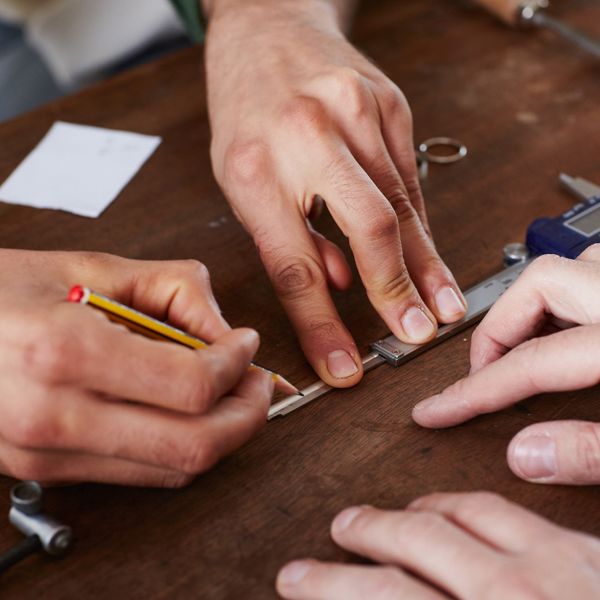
[268, 351, 385, 420]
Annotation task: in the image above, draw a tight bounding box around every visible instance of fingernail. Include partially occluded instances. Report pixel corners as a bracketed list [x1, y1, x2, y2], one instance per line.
[435, 287, 465, 320]
[332, 506, 363, 534]
[402, 307, 436, 342]
[513, 435, 557, 479]
[278, 561, 311, 586]
[413, 394, 440, 413]
[327, 350, 359, 379]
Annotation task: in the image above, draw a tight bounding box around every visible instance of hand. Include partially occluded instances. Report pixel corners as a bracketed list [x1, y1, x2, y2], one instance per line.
[413, 245, 600, 485]
[277, 491, 600, 599]
[203, 0, 466, 387]
[0, 249, 273, 487]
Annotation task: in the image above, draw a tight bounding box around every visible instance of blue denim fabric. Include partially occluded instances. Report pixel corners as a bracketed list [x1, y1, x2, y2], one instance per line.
[0, 20, 63, 122]
[0, 19, 190, 123]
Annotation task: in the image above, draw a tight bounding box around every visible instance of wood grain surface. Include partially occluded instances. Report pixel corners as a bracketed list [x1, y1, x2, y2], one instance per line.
[0, 0, 599, 597]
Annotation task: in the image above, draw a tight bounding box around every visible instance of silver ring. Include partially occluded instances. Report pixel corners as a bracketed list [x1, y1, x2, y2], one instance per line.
[418, 137, 468, 165]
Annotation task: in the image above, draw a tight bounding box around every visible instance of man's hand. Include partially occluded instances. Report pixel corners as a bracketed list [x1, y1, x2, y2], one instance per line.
[0, 250, 273, 487]
[413, 245, 600, 485]
[203, 0, 466, 387]
[276, 492, 600, 599]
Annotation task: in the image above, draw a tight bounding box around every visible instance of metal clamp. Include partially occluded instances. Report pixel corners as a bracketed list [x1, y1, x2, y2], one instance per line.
[9, 482, 73, 556]
[0, 481, 73, 574]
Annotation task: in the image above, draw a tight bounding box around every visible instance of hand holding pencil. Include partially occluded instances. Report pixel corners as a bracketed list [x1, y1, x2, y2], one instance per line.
[0, 249, 274, 487]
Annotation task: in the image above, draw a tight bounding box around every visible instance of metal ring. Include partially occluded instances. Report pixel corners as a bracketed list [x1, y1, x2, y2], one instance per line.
[418, 137, 468, 165]
[10, 481, 43, 515]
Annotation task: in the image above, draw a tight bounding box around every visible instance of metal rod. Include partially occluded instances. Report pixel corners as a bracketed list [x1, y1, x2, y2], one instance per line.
[532, 11, 600, 59]
[560, 174, 600, 201]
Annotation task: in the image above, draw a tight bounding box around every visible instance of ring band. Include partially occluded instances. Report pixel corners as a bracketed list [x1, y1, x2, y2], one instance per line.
[418, 137, 468, 165]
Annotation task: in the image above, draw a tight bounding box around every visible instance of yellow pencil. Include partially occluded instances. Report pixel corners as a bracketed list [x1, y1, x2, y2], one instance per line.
[67, 285, 301, 396]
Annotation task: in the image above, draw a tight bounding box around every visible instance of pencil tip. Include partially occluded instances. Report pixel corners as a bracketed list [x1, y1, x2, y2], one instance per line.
[297, 391, 305, 397]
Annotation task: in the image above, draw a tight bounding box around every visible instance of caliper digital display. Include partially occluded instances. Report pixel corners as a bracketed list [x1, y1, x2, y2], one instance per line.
[527, 195, 600, 258]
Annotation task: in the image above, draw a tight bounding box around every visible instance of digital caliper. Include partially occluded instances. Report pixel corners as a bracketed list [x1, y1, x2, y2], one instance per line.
[268, 173, 600, 419]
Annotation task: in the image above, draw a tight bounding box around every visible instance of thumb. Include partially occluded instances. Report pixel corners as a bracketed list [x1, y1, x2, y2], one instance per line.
[507, 421, 600, 485]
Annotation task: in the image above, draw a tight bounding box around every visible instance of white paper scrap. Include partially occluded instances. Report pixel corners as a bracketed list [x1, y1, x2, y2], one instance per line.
[0, 122, 161, 218]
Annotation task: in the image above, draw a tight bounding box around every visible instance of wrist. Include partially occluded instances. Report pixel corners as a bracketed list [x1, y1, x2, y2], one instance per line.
[205, 0, 346, 37]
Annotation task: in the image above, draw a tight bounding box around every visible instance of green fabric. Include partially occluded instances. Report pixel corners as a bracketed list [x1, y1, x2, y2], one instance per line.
[170, 0, 205, 43]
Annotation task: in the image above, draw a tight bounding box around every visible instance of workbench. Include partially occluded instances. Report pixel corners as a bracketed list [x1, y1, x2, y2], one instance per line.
[0, 0, 599, 597]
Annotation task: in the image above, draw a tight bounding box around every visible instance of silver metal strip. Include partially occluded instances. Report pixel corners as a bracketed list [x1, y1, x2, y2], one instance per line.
[533, 12, 600, 60]
[268, 351, 385, 420]
[560, 174, 600, 202]
[268, 259, 533, 420]
[372, 259, 532, 366]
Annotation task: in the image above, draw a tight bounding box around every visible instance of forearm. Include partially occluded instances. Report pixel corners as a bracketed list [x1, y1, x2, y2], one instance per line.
[200, 0, 359, 34]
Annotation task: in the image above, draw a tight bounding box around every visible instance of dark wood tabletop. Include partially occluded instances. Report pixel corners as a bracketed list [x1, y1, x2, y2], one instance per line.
[0, 0, 599, 597]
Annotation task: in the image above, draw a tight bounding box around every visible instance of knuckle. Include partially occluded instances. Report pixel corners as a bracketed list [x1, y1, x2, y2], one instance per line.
[388, 192, 418, 224]
[9, 453, 50, 482]
[393, 511, 447, 541]
[370, 268, 414, 303]
[362, 567, 405, 599]
[511, 338, 548, 393]
[527, 253, 563, 278]
[368, 166, 411, 209]
[177, 434, 220, 475]
[177, 258, 210, 283]
[418, 254, 449, 283]
[378, 83, 410, 120]
[361, 208, 399, 242]
[451, 491, 506, 520]
[236, 386, 270, 429]
[280, 96, 330, 137]
[223, 140, 272, 190]
[577, 243, 600, 261]
[445, 377, 478, 412]
[6, 403, 59, 449]
[487, 567, 545, 600]
[402, 174, 425, 209]
[179, 369, 216, 414]
[20, 324, 73, 384]
[329, 67, 371, 118]
[574, 422, 600, 475]
[270, 255, 324, 301]
[330, 66, 364, 92]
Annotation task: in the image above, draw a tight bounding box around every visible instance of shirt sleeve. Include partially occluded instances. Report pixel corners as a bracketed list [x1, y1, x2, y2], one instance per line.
[169, 0, 205, 43]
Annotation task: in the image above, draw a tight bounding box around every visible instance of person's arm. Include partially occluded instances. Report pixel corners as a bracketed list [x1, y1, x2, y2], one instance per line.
[0, 249, 273, 487]
[276, 492, 600, 599]
[201, 0, 359, 33]
[199, 0, 466, 388]
[413, 244, 600, 485]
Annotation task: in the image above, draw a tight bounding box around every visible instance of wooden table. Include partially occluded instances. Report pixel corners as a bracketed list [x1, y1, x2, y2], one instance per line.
[1, 0, 599, 597]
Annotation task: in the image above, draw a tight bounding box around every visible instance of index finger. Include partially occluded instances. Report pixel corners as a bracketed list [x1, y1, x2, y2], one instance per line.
[254, 208, 363, 387]
[66, 254, 231, 342]
[413, 324, 600, 428]
[470, 254, 600, 373]
[317, 149, 439, 344]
